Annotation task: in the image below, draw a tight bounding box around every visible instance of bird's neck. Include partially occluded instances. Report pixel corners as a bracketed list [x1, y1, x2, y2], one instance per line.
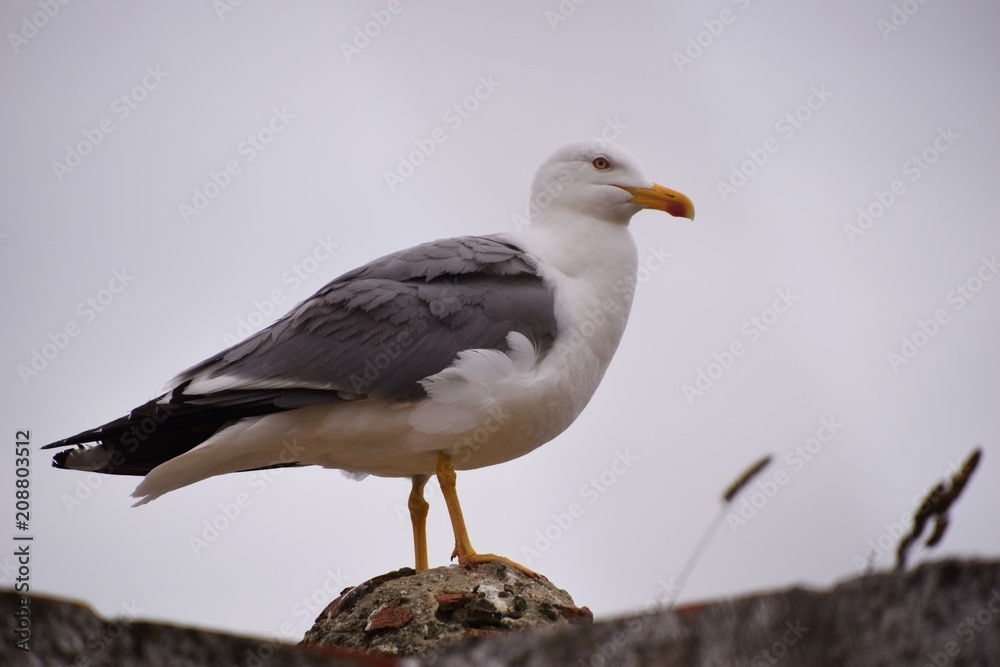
[519, 211, 638, 282]
[516, 213, 639, 399]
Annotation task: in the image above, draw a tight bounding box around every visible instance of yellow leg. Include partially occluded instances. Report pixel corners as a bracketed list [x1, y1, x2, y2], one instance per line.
[408, 475, 430, 571]
[435, 452, 542, 579]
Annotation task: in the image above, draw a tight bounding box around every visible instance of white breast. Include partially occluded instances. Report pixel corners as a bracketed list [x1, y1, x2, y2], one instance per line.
[399, 216, 640, 471]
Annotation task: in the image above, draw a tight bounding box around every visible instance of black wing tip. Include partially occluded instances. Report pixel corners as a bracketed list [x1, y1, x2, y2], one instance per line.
[41, 431, 102, 450]
[51, 447, 77, 469]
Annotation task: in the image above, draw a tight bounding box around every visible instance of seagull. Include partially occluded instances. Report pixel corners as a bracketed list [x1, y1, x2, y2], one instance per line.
[44, 139, 694, 575]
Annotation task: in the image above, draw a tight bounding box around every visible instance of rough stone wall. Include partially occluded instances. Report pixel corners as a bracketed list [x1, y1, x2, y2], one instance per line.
[3, 558, 998, 666]
[426, 558, 1000, 667]
[0, 592, 387, 667]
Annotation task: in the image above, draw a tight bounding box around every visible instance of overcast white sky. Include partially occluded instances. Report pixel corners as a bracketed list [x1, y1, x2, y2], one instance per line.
[2, 0, 998, 644]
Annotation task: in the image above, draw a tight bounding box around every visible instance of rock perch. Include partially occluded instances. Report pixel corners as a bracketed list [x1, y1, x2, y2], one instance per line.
[299, 562, 592, 657]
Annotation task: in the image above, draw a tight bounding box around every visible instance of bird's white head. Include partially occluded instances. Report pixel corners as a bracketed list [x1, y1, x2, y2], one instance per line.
[529, 139, 695, 226]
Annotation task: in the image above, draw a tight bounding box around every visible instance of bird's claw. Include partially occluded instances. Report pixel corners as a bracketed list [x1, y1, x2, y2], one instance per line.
[452, 550, 545, 580]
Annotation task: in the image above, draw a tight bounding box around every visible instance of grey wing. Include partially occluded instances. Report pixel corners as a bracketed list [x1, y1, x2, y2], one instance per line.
[171, 235, 558, 401]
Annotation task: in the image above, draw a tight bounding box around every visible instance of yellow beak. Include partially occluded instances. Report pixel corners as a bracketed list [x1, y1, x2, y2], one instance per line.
[619, 183, 695, 220]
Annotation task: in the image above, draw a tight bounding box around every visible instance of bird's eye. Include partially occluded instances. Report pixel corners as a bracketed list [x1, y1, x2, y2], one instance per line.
[592, 156, 612, 170]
